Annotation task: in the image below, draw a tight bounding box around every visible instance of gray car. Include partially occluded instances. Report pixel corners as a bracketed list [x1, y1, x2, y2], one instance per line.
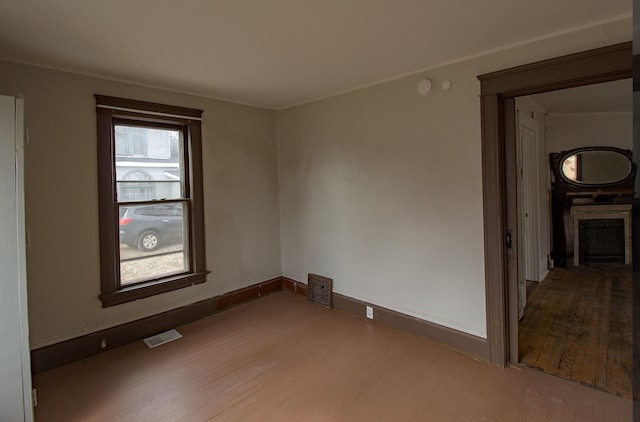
[119, 204, 184, 252]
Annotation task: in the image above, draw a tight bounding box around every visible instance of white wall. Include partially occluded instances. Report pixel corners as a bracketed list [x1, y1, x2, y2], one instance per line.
[0, 61, 282, 349]
[277, 18, 631, 338]
[546, 113, 633, 153]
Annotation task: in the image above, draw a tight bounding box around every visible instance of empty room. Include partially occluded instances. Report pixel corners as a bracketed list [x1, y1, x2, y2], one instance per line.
[0, 1, 636, 421]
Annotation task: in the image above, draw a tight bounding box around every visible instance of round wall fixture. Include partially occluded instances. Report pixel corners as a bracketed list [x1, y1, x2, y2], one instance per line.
[440, 80, 452, 91]
[417, 79, 432, 96]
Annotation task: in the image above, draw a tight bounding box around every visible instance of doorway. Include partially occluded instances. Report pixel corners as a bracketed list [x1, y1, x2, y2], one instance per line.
[476, 42, 632, 367]
[513, 80, 633, 397]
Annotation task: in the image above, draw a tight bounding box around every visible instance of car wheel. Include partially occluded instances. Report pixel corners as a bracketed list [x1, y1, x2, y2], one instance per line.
[137, 231, 160, 252]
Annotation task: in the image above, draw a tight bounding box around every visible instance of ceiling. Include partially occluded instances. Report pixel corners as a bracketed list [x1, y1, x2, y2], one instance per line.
[528, 79, 632, 114]
[0, 1, 631, 109]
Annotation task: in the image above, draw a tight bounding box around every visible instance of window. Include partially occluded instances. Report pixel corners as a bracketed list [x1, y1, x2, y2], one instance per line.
[96, 95, 207, 307]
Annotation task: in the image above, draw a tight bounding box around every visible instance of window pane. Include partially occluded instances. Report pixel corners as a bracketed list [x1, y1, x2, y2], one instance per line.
[115, 125, 184, 202]
[118, 203, 190, 285]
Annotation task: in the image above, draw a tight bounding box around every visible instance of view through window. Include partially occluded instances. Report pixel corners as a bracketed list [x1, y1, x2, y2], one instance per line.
[115, 125, 189, 285]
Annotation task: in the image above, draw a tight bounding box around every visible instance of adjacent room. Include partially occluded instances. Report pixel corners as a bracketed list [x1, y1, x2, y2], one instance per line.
[0, 1, 635, 421]
[514, 80, 633, 398]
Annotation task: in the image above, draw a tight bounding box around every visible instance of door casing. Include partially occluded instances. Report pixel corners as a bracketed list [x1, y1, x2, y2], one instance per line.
[477, 42, 632, 366]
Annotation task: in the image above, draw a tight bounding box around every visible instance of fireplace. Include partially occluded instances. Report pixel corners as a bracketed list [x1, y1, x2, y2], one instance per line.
[578, 218, 625, 265]
[571, 204, 632, 266]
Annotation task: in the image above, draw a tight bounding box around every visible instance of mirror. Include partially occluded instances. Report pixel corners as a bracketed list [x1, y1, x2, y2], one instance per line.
[558, 148, 633, 186]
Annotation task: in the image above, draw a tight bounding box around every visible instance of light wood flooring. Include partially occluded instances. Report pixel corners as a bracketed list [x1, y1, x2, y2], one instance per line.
[34, 291, 631, 421]
[519, 265, 632, 399]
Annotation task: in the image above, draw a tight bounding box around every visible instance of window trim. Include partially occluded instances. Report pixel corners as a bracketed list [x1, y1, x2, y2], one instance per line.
[96, 95, 207, 307]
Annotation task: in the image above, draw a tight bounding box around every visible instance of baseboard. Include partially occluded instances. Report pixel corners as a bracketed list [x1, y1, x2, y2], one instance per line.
[333, 293, 490, 361]
[333, 293, 490, 362]
[282, 277, 490, 362]
[284, 277, 489, 362]
[33, 275, 490, 373]
[282, 277, 307, 297]
[216, 277, 283, 310]
[31, 276, 283, 374]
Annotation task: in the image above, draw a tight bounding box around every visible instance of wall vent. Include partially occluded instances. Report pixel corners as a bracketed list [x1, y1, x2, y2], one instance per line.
[307, 273, 333, 308]
[143, 329, 182, 348]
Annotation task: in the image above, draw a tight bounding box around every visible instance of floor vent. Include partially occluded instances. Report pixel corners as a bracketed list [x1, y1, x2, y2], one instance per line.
[143, 329, 182, 349]
[307, 273, 333, 308]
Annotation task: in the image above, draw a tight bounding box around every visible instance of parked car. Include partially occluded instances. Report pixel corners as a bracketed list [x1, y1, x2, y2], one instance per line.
[119, 204, 184, 252]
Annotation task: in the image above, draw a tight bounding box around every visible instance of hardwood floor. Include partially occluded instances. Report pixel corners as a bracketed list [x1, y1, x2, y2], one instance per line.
[519, 265, 632, 399]
[34, 291, 631, 421]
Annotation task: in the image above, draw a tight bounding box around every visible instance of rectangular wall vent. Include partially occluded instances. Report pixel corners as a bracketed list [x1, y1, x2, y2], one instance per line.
[307, 273, 333, 308]
[143, 329, 182, 348]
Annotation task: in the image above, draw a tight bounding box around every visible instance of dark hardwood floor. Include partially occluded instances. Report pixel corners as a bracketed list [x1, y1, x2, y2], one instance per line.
[519, 265, 632, 399]
[35, 291, 631, 421]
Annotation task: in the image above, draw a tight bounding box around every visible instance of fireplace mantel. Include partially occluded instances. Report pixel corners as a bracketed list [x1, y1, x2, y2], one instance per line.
[549, 148, 635, 267]
[571, 204, 632, 266]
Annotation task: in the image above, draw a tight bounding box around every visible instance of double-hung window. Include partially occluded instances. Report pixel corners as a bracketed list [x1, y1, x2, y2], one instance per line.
[96, 95, 207, 307]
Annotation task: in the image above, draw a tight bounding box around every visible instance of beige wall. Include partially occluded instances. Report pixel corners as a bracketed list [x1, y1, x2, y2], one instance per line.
[0, 61, 281, 348]
[0, 15, 630, 349]
[277, 18, 631, 338]
[546, 113, 633, 152]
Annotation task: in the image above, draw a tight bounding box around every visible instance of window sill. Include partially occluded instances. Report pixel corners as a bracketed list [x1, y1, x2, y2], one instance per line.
[99, 272, 207, 307]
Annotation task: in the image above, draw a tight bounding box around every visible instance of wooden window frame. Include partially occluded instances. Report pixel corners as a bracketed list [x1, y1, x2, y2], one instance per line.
[96, 95, 207, 307]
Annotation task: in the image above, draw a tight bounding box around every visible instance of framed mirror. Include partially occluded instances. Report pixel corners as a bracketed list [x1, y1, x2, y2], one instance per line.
[551, 147, 634, 188]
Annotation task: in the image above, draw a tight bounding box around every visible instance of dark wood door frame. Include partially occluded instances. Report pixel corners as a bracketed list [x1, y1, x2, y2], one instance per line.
[477, 41, 632, 366]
